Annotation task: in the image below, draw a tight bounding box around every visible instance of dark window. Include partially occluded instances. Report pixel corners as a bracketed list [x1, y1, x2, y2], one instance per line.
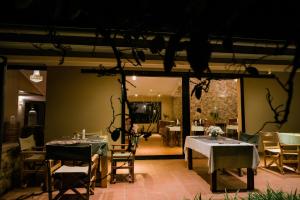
[129, 102, 161, 123]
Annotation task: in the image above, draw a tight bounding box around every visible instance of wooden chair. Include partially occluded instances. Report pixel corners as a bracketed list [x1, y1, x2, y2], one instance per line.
[19, 134, 46, 189]
[260, 131, 282, 173]
[110, 136, 139, 183]
[226, 118, 238, 139]
[277, 133, 300, 174]
[46, 144, 99, 200]
[228, 118, 238, 125]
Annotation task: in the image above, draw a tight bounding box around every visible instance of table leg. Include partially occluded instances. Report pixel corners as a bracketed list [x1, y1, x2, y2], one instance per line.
[247, 168, 254, 190]
[238, 168, 243, 177]
[188, 148, 193, 169]
[211, 170, 217, 192]
[100, 155, 108, 188]
[297, 147, 300, 174]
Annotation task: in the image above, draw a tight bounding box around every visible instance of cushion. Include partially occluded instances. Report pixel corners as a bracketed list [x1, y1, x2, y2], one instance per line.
[54, 165, 89, 174]
[24, 154, 45, 161]
[19, 134, 36, 151]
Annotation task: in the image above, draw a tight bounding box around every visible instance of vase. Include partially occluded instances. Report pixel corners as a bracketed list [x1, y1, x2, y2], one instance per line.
[211, 135, 218, 140]
[210, 131, 218, 140]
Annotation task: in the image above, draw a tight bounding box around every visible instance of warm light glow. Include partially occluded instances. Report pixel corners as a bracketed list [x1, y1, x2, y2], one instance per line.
[149, 89, 153, 92]
[30, 70, 43, 83]
[267, 69, 272, 74]
[132, 75, 137, 81]
[134, 94, 138, 97]
[158, 94, 161, 97]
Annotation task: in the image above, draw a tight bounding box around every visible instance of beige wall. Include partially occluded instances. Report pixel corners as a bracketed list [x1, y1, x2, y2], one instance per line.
[45, 69, 121, 142]
[4, 71, 18, 122]
[244, 72, 300, 133]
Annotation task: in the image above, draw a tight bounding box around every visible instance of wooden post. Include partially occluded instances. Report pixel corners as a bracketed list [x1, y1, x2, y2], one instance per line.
[211, 170, 217, 192]
[0, 56, 7, 167]
[182, 74, 190, 151]
[188, 148, 193, 169]
[247, 168, 254, 190]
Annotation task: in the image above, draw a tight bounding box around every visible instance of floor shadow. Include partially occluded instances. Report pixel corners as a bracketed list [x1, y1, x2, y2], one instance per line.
[259, 166, 300, 177]
[111, 173, 133, 183]
[193, 166, 250, 192]
[56, 194, 85, 200]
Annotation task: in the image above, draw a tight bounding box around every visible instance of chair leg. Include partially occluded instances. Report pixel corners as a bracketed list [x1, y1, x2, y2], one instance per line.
[86, 183, 90, 200]
[129, 161, 134, 183]
[238, 168, 243, 177]
[279, 155, 285, 174]
[110, 160, 116, 184]
[264, 152, 267, 167]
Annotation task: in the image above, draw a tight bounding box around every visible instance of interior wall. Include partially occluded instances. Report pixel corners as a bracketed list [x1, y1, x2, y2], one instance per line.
[45, 69, 121, 142]
[128, 95, 174, 132]
[4, 71, 18, 122]
[4, 70, 42, 123]
[244, 72, 300, 134]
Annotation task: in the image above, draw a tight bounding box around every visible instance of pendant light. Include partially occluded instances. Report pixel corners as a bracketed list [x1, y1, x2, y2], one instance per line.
[30, 70, 43, 83]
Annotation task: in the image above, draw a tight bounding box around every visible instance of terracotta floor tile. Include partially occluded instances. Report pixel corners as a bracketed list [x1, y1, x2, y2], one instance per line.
[2, 158, 300, 200]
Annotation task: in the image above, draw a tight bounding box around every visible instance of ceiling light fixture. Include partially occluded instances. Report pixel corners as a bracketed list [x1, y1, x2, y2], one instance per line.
[30, 70, 43, 83]
[132, 75, 137, 81]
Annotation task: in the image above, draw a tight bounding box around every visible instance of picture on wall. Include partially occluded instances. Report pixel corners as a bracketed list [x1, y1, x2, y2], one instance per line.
[129, 102, 161, 123]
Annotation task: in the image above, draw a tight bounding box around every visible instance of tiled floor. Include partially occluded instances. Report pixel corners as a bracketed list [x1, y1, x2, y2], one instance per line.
[136, 133, 182, 156]
[2, 157, 300, 200]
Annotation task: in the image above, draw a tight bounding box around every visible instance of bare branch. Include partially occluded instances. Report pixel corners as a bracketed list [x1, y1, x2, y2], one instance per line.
[256, 62, 297, 133]
[107, 96, 116, 134]
[275, 76, 288, 92]
[126, 80, 136, 88]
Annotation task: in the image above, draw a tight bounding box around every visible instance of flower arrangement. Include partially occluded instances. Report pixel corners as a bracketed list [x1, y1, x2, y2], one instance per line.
[206, 125, 224, 138]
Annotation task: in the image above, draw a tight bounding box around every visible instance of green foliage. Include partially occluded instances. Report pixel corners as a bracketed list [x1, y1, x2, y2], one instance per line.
[224, 189, 239, 200]
[248, 187, 300, 200]
[187, 187, 300, 200]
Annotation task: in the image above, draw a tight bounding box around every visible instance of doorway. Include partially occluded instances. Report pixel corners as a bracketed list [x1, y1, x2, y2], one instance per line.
[125, 76, 183, 156]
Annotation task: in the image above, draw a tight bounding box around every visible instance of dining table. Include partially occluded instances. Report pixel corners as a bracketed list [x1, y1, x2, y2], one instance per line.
[46, 136, 108, 188]
[184, 136, 260, 192]
[166, 126, 181, 147]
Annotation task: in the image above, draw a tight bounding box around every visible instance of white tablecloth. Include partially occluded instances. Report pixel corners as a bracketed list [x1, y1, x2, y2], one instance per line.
[167, 126, 204, 132]
[184, 136, 260, 173]
[167, 126, 180, 132]
[191, 126, 204, 132]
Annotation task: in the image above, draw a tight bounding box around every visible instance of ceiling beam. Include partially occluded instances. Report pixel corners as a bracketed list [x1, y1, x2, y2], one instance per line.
[0, 32, 296, 56]
[0, 48, 292, 66]
[81, 68, 276, 79]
